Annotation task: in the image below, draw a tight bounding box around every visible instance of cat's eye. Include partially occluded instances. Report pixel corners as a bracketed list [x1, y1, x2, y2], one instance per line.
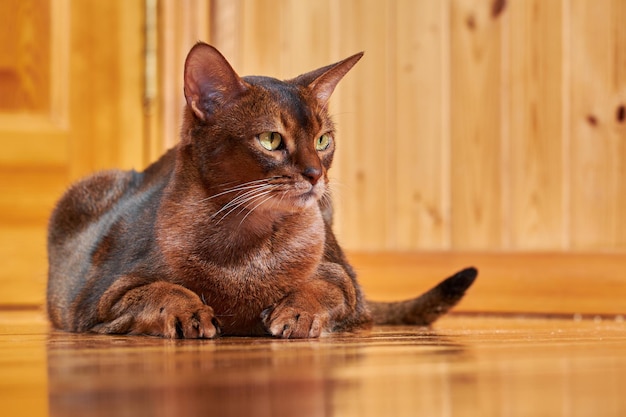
[258, 132, 283, 151]
[315, 133, 332, 151]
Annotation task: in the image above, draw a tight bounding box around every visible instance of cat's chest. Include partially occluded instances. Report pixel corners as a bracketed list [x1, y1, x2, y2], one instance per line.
[160, 205, 326, 284]
[159, 205, 327, 335]
[221, 210, 325, 282]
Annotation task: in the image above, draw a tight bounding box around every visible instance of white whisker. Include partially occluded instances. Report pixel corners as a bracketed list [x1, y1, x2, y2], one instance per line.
[237, 194, 276, 228]
[213, 186, 278, 224]
[219, 190, 274, 222]
[211, 184, 274, 216]
[199, 178, 279, 203]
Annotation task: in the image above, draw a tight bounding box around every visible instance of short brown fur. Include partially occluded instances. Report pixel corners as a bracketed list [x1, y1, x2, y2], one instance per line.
[47, 43, 476, 339]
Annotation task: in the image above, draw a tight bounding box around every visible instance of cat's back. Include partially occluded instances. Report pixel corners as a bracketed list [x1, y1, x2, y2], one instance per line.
[48, 148, 176, 246]
[48, 169, 138, 245]
[47, 150, 175, 329]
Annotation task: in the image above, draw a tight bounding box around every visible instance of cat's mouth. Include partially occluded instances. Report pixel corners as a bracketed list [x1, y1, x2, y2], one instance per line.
[289, 181, 323, 203]
[211, 177, 324, 220]
[275, 179, 324, 210]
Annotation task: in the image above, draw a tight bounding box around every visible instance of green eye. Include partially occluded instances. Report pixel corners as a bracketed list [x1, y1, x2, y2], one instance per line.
[316, 133, 332, 151]
[258, 132, 283, 151]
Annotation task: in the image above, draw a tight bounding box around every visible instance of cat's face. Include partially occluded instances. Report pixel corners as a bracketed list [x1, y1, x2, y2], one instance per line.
[182, 43, 362, 218]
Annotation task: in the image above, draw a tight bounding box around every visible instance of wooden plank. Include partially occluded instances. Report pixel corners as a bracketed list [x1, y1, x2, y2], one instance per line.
[0, 1, 147, 307]
[332, 0, 393, 250]
[569, 0, 626, 249]
[5, 313, 626, 417]
[0, 166, 66, 224]
[0, 226, 48, 306]
[349, 251, 626, 316]
[0, 0, 51, 113]
[68, 0, 145, 179]
[239, 0, 286, 77]
[393, 0, 449, 250]
[0, 126, 68, 167]
[155, 0, 211, 153]
[449, 0, 504, 249]
[506, 0, 565, 249]
[280, 0, 332, 78]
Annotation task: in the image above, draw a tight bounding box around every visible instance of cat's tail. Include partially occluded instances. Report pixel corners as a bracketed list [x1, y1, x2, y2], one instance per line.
[367, 267, 477, 325]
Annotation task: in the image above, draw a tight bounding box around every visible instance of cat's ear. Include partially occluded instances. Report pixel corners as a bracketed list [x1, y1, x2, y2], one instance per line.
[184, 42, 247, 121]
[292, 52, 364, 107]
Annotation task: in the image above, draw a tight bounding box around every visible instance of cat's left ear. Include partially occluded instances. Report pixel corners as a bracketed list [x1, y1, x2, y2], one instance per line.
[184, 42, 247, 121]
[293, 52, 364, 107]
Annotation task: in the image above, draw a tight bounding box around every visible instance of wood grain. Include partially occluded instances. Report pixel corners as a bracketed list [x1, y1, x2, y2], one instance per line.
[68, 0, 145, 179]
[2, 1, 626, 309]
[394, 0, 449, 250]
[450, 0, 504, 249]
[332, 0, 394, 250]
[349, 251, 626, 316]
[569, 0, 626, 249]
[0, 0, 51, 113]
[206, 0, 625, 253]
[3, 311, 626, 417]
[507, 0, 565, 249]
[154, 0, 210, 155]
[0, 1, 146, 305]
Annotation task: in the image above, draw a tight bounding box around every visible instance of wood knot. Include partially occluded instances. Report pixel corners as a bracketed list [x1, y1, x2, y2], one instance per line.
[492, 0, 507, 18]
[617, 105, 625, 123]
[586, 114, 598, 126]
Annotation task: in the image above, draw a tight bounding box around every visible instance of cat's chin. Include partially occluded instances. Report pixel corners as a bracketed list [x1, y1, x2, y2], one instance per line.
[279, 192, 320, 212]
[266, 187, 323, 214]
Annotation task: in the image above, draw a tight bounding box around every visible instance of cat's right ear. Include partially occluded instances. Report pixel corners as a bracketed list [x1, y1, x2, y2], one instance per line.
[184, 42, 247, 121]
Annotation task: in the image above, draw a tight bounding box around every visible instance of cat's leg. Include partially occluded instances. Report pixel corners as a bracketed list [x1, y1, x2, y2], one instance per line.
[91, 278, 220, 338]
[261, 262, 363, 338]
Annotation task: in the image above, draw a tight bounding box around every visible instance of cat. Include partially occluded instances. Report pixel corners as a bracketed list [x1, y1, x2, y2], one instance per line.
[46, 42, 477, 339]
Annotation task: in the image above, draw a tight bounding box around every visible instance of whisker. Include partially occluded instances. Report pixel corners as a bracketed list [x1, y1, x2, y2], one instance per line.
[214, 188, 277, 224]
[198, 178, 278, 203]
[238, 194, 276, 228]
[199, 177, 284, 203]
[211, 184, 275, 217]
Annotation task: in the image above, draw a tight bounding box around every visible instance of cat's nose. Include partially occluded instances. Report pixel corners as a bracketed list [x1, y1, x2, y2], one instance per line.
[302, 166, 322, 185]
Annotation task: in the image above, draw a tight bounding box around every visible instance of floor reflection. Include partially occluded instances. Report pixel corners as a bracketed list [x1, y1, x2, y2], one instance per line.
[46, 327, 464, 417]
[40, 318, 626, 417]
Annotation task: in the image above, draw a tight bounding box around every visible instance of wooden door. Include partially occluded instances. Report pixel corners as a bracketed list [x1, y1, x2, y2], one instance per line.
[0, 0, 145, 306]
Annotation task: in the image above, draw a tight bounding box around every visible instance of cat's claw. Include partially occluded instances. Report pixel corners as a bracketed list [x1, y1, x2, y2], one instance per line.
[163, 304, 221, 339]
[262, 305, 328, 339]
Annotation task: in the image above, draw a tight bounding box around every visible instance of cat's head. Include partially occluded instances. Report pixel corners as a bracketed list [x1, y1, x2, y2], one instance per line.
[181, 42, 362, 219]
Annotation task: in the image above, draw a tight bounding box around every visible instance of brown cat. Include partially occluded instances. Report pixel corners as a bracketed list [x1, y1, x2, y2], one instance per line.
[46, 42, 476, 339]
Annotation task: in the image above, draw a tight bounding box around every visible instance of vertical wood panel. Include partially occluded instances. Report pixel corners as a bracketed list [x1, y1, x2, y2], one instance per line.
[393, 0, 449, 250]
[280, 0, 332, 78]
[507, 0, 565, 249]
[449, 0, 504, 249]
[0, 0, 146, 306]
[69, 0, 145, 179]
[156, 0, 210, 155]
[332, 0, 393, 250]
[239, 0, 286, 77]
[569, 0, 626, 249]
[0, 0, 51, 113]
[205, 0, 626, 253]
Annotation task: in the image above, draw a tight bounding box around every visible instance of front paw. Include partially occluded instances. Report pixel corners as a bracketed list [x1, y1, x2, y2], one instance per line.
[158, 301, 221, 339]
[261, 302, 329, 339]
[96, 281, 221, 339]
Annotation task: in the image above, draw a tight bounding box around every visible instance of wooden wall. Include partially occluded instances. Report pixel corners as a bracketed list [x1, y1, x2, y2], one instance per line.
[0, 0, 145, 306]
[205, 0, 626, 253]
[1, 0, 624, 312]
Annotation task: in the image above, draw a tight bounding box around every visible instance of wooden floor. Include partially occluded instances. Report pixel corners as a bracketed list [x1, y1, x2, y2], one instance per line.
[1, 311, 625, 417]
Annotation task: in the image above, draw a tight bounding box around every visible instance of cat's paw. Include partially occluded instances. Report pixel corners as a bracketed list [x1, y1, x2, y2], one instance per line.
[158, 301, 221, 339]
[261, 301, 329, 339]
[147, 283, 222, 339]
[97, 281, 222, 339]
